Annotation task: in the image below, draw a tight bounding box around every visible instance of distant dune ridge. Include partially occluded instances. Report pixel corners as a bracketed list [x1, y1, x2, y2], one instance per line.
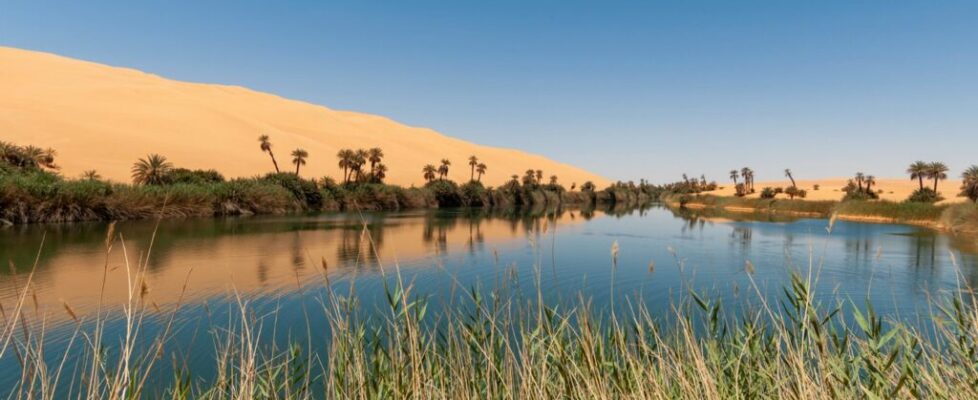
[0, 46, 609, 187]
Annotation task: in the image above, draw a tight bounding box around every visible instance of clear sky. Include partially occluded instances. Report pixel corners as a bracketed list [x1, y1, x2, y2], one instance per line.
[2, 0, 976, 183]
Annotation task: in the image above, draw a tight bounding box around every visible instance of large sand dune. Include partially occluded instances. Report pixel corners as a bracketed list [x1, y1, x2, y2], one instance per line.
[0, 47, 609, 187]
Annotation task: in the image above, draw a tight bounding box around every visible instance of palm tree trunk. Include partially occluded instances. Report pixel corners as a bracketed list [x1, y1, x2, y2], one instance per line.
[295, 164, 300, 175]
[470, 166, 474, 182]
[933, 178, 939, 192]
[918, 176, 924, 191]
[269, 152, 280, 173]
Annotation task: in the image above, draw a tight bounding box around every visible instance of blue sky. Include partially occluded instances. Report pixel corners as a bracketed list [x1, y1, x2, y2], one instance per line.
[2, 1, 976, 183]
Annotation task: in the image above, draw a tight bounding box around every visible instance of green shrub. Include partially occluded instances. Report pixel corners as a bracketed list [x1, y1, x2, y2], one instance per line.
[760, 187, 776, 199]
[425, 180, 462, 207]
[906, 188, 943, 203]
[166, 168, 225, 185]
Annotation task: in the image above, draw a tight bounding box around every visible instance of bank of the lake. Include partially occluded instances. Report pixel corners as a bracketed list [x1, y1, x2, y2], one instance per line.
[0, 169, 658, 225]
[662, 193, 978, 235]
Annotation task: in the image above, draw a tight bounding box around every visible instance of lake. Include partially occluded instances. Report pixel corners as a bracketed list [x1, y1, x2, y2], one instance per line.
[1, 204, 976, 394]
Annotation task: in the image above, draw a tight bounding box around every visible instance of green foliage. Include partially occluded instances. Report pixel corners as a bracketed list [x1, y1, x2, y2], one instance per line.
[166, 168, 225, 185]
[906, 188, 943, 203]
[424, 180, 462, 207]
[760, 187, 776, 199]
[459, 181, 489, 207]
[261, 173, 323, 210]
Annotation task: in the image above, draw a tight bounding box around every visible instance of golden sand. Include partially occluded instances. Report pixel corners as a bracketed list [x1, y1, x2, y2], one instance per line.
[0, 47, 609, 188]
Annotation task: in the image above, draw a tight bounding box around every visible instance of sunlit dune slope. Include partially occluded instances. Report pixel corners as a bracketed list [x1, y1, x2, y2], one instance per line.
[0, 47, 609, 187]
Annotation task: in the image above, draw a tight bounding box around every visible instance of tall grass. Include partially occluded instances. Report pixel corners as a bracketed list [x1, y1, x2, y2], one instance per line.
[3, 219, 978, 399]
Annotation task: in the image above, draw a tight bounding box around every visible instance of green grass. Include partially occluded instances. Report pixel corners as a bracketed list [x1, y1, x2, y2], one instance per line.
[833, 199, 947, 221]
[665, 194, 837, 216]
[4, 225, 978, 399]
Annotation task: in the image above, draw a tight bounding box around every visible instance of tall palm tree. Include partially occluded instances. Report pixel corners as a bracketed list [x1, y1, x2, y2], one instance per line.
[468, 156, 479, 181]
[928, 162, 949, 192]
[258, 135, 280, 173]
[368, 147, 384, 174]
[961, 165, 978, 202]
[476, 163, 487, 182]
[549, 175, 558, 185]
[907, 161, 929, 191]
[131, 154, 173, 185]
[422, 164, 437, 183]
[337, 149, 355, 183]
[439, 159, 451, 180]
[729, 170, 739, 185]
[740, 167, 753, 192]
[784, 169, 796, 188]
[535, 170, 543, 183]
[291, 149, 308, 176]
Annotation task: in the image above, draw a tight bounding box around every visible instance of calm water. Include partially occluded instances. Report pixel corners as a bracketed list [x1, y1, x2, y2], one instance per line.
[1, 205, 977, 393]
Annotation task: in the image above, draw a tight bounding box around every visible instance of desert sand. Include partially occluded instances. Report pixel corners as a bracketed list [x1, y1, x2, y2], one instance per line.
[0, 47, 609, 188]
[711, 178, 966, 204]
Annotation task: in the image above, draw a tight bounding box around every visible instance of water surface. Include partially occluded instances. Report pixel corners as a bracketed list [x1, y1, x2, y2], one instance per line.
[1, 205, 976, 393]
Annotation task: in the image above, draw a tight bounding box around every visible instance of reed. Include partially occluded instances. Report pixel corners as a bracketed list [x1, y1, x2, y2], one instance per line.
[2, 220, 978, 399]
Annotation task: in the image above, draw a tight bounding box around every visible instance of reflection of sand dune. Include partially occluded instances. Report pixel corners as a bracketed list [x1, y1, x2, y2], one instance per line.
[0, 211, 600, 321]
[0, 47, 608, 188]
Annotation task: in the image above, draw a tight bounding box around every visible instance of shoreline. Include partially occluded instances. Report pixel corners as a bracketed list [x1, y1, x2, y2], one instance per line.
[664, 193, 978, 235]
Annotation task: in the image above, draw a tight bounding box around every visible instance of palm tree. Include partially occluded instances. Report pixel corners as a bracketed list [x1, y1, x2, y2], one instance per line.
[439, 159, 451, 180]
[928, 162, 949, 192]
[422, 164, 437, 183]
[960, 165, 978, 202]
[476, 163, 487, 182]
[740, 167, 754, 192]
[729, 170, 739, 185]
[258, 135, 280, 173]
[368, 147, 384, 174]
[784, 169, 796, 188]
[523, 169, 536, 186]
[291, 149, 308, 175]
[81, 170, 101, 180]
[907, 161, 929, 191]
[468, 156, 479, 182]
[855, 172, 865, 191]
[864, 175, 876, 193]
[535, 170, 543, 183]
[131, 154, 173, 185]
[549, 175, 558, 185]
[353, 149, 369, 182]
[337, 149, 355, 183]
[374, 163, 388, 182]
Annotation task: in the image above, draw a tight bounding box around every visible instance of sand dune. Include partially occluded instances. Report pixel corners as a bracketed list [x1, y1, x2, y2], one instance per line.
[0, 47, 609, 187]
[711, 178, 967, 204]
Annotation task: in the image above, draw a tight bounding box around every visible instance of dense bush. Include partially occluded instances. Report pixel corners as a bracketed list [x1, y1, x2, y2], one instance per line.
[760, 187, 776, 199]
[425, 180, 463, 207]
[166, 168, 225, 185]
[906, 188, 943, 203]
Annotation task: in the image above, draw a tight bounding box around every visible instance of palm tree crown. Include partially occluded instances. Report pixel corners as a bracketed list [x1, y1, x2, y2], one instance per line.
[258, 135, 280, 173]
[961, 165, 978, 202]
[907, 161, 929, 191]
[291, 149, 308, 175]
[131, 154, 173, 185]
[475, 163, 487, 182]
[927, 162, 949, 192]
[423, 164, 437, 182]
